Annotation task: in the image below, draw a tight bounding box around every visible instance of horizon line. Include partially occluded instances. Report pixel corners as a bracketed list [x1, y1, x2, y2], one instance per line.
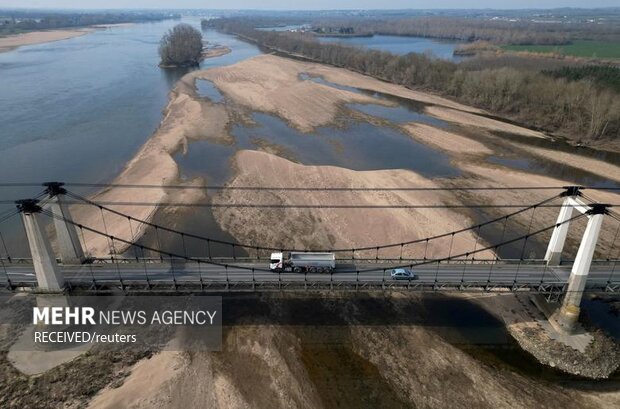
[1, 6, 620, 12]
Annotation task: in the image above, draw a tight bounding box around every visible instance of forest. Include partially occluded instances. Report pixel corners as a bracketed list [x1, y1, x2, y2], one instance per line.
[208, 18, 620, 143]
[0, 11, 177, 35]
[542, 66, 620, 93]
[310, 17, 620, 45]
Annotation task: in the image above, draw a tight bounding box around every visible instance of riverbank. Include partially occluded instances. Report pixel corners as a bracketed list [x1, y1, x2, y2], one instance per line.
[0, 29, 93, 53]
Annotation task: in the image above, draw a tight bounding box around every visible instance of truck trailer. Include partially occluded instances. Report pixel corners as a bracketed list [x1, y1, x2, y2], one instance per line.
[269, 252, 336, 273]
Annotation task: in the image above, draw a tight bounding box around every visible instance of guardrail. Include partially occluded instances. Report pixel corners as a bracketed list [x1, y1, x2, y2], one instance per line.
[2, 256, 618, 266]
[4, 272, 618, 295]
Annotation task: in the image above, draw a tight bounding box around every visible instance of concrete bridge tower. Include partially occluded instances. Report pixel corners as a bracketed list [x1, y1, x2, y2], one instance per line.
[44, 182, 85, 265]
[552, 204, 608, 332]
[544, 187, 609, 332]
[16, 199, 65, 291]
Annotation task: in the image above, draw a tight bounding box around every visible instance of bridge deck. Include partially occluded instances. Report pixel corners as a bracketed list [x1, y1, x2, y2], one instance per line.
[2, 259, 618, 293]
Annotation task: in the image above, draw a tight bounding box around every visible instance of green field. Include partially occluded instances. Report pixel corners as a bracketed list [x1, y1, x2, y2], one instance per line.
[502, 40, 620, 59]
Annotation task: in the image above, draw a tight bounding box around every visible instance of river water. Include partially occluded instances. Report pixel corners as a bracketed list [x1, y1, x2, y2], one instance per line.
[317, 34, 465, 61]
[0, 18, 260, 256]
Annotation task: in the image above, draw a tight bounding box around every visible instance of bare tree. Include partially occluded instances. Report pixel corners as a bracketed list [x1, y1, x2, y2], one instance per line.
[159, 23, 203, 67]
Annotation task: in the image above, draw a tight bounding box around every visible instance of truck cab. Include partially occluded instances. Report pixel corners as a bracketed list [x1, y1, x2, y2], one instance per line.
[270, 252, 284, 271]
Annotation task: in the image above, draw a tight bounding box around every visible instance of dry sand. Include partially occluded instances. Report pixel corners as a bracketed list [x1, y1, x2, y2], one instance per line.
[509, 142, 620, 184]
[350, 312, 614, 409]
[402, 122, 493, 155]
[82, 293, 619, 409]
[197, 55, 535, 135]
[300, 58, 485, 114]
[202, 46, 232, 59]
[213, 150, 493, 260]
[4, 47, 617, 409]
[426, 105, 548, 139]
[87, 351, 185, 409]
[0, 29, 92, 53]
[72, 54, 565, 256]
[197, 55, 391, 132]
[87, 325, 324, 409]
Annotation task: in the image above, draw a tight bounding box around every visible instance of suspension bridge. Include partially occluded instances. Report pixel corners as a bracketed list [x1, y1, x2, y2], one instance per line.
[0, 182, 619, 333]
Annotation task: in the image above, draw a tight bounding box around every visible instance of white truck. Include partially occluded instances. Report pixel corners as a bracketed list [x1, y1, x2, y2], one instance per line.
[270, 252, 336, 273]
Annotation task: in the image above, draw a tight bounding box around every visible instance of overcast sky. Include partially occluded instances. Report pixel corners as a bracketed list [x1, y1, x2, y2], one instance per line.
[0, 1, 618, 10]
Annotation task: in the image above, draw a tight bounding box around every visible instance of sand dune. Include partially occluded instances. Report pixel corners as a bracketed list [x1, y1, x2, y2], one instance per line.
[402, 123, 492, 155]
[70, 54, 616, 260]
[299, 58, 485, 114]
[83, 294, 617, 409]
[426, 105, 548, 139]
[197, 55, 391, 132]
[213, 150, 493, 260]
[450, 160, 620, 258]
[509, 142, 620, 184]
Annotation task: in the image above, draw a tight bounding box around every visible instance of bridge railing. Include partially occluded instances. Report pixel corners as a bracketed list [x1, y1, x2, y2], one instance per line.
[3, 255, 619, 266]
[6, 276, 613, 295]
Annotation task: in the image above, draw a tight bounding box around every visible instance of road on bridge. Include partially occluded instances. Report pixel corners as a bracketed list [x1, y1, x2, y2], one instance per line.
[2, 261, 618, 290]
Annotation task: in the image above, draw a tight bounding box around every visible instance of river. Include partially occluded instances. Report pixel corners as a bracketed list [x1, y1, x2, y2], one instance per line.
[316, 34, 465, 61]
[0, 18, 260, 256]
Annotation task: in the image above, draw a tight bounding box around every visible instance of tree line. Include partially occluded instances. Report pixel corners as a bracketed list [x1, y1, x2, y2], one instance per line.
[208, 18, 619, 143]
[542, 66, 620, 93]
[0, 11, 177, 35]
[309, 17, 620, 45]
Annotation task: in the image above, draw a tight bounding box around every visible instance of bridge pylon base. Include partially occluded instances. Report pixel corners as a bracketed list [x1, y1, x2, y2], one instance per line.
[550, 304, 580, 333]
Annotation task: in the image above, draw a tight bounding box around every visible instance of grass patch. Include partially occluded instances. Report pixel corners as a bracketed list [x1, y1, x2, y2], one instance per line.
[502, 40, 620, 59]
